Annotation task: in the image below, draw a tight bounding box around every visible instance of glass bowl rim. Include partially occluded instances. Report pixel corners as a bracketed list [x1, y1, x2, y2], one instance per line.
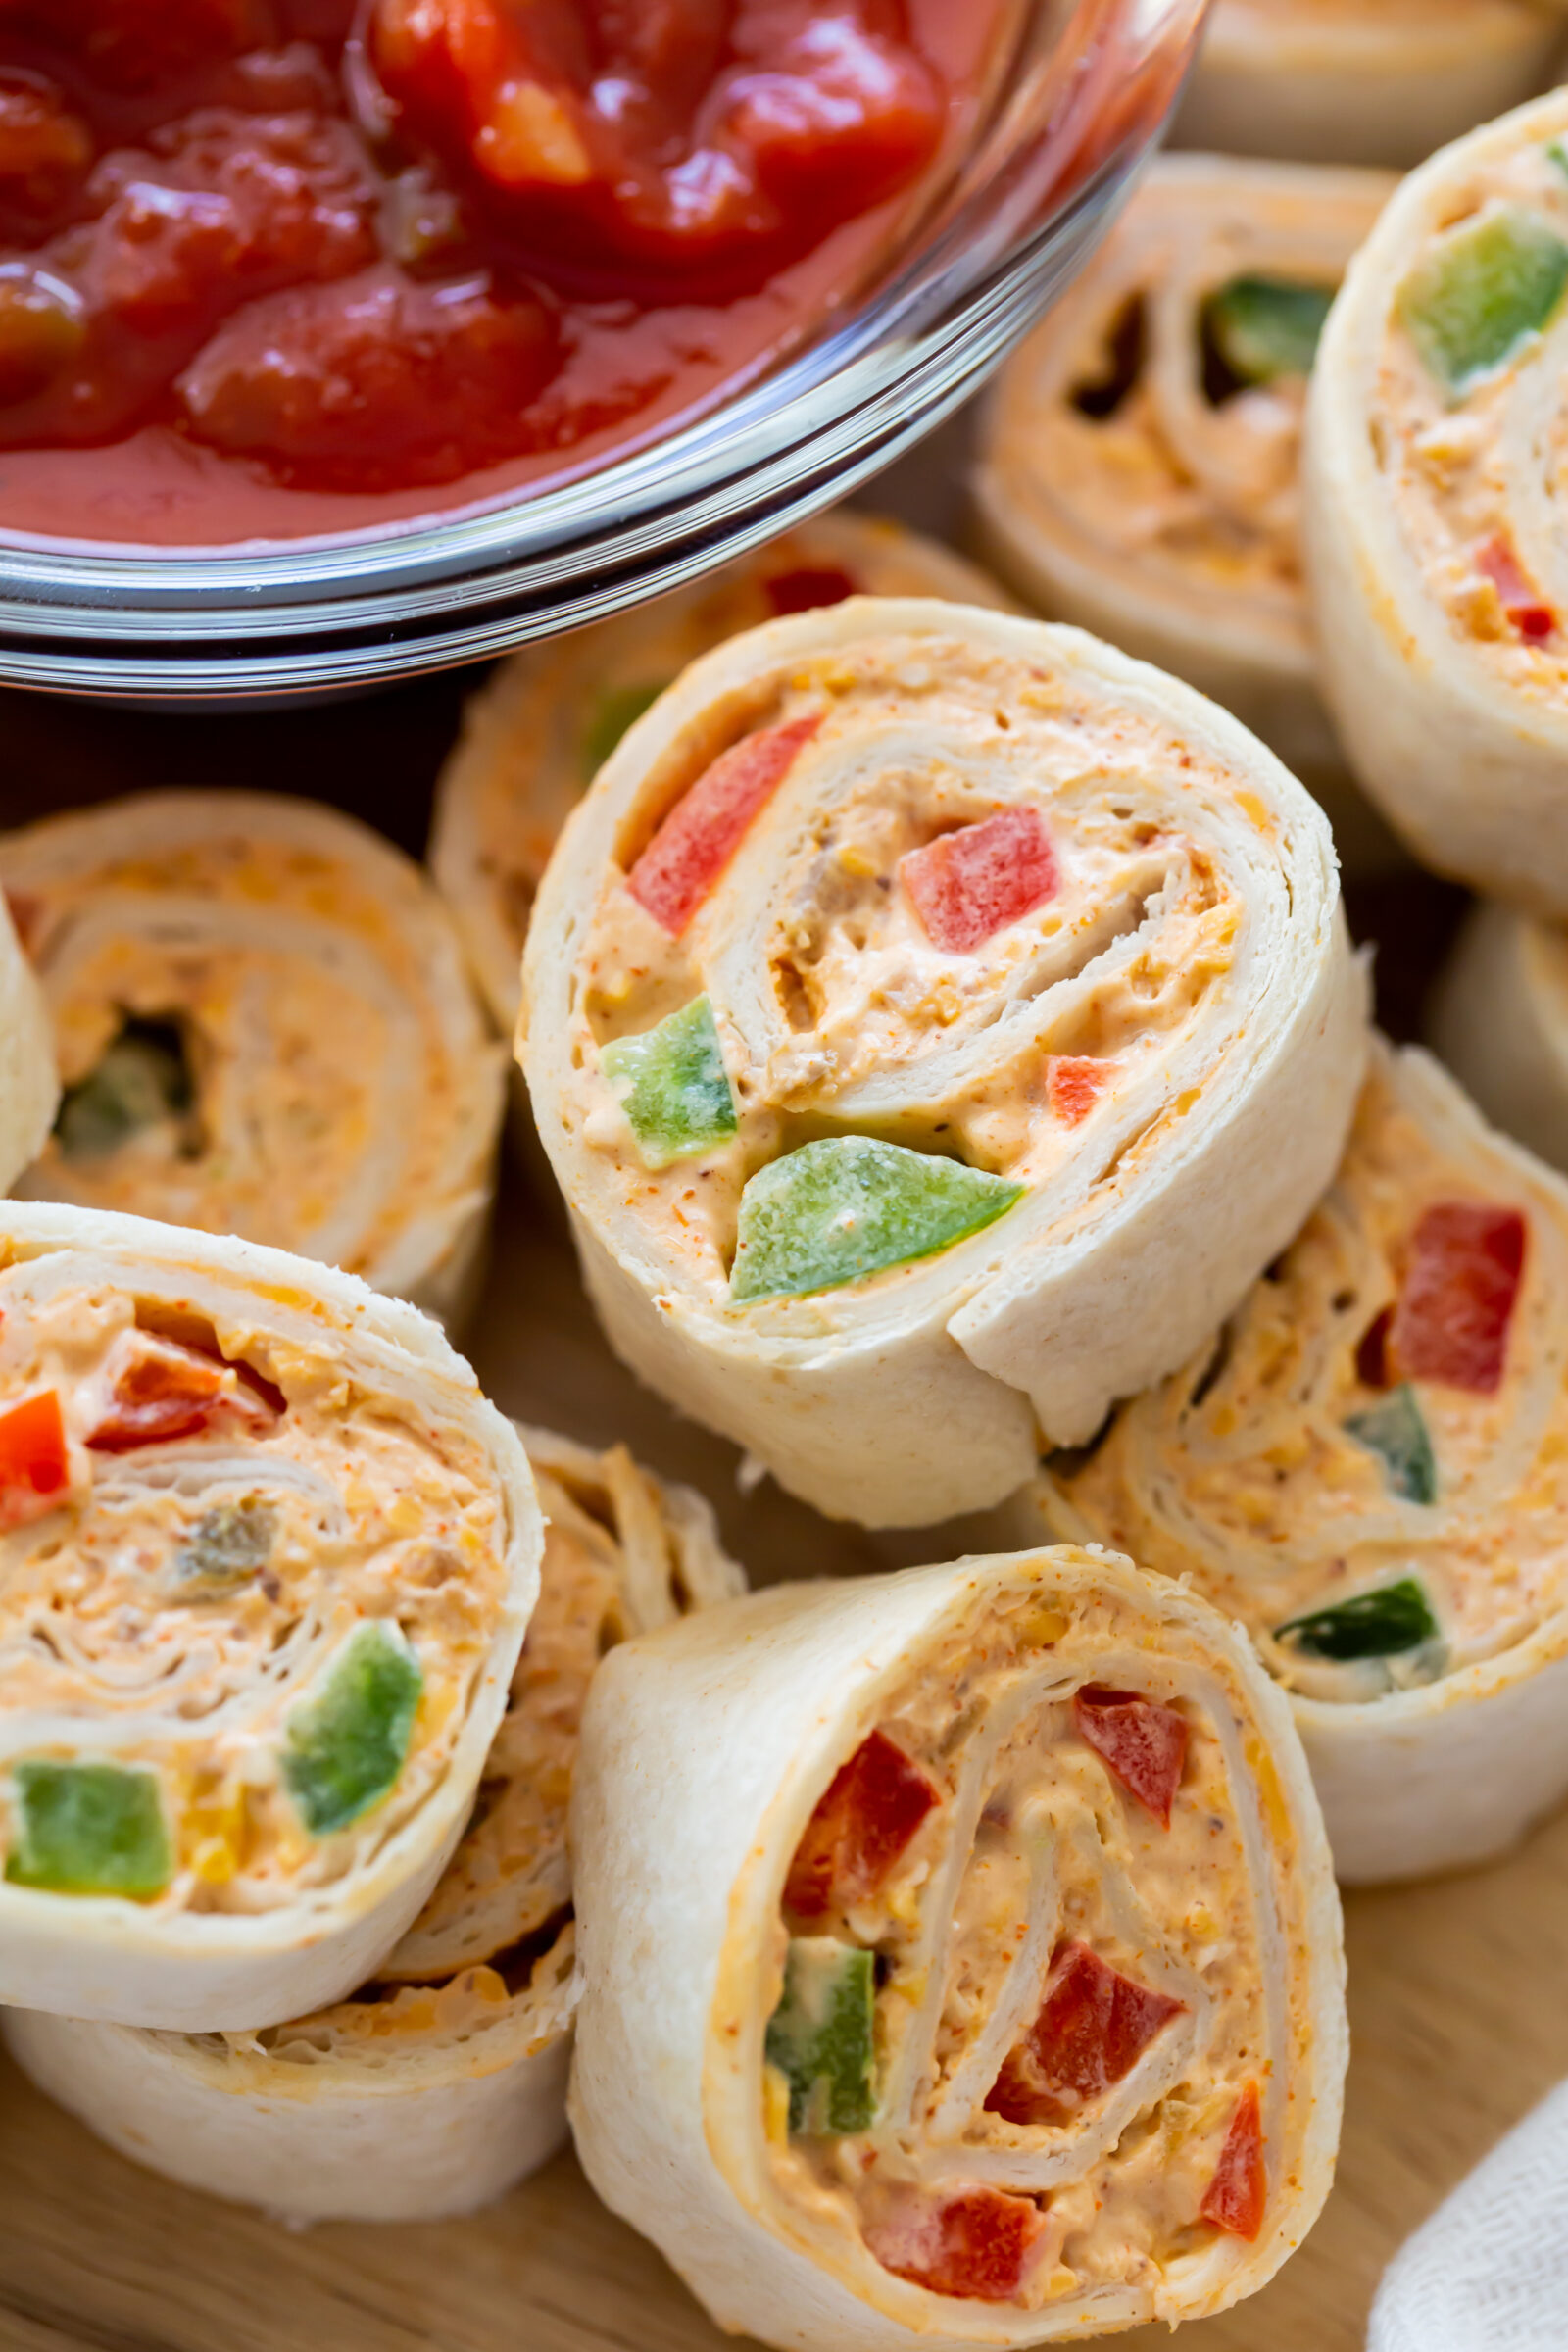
[0, 0, 1210, 689]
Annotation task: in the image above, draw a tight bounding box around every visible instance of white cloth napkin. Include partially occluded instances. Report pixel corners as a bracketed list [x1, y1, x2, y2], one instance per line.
[1368, 2080, 1568, 2351]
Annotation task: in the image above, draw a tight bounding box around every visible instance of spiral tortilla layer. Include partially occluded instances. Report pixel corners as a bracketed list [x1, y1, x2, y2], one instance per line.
[568, 1547, 1346, 2349]
[522, 598, 1366, 1525]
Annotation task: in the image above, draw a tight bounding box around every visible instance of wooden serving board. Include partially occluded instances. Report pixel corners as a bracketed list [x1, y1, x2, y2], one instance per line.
[0, 574, 1551, 2352]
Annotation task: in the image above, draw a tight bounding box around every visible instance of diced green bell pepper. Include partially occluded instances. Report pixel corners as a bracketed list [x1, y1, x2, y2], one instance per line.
[176, 1497, 276, 1587]
[580, 680, 668, 781]
[1276, 1576, 1439, 1662]
[1202, 273, 1334, 384]
[600, 995, 738, 1168]
[6, 1759, 172, 1899]
[282, 1621, 422, 1837]
[55, 1015, 193, 1160]
[730, 1137, 1023, 1303]
[1398, 206, 1568, 394]
[764, 1936, 876, 2134]
[1344, 1384, 1438, 1504]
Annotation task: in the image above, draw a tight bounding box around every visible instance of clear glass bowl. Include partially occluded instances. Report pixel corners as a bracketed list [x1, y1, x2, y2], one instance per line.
[0, 0, 1208, 705]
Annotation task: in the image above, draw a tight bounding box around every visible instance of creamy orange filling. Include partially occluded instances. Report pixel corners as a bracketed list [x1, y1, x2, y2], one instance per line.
[213, 1462, 626, 2057]
[565, 636, 1246, 1300]
[0, 1269, 508, 1910]
[8, 823, 481, 1275]
[1057, 1059, 1567, 1696]
[1380, 140, 1568, 694]
[760, 1582, 1277, 2312]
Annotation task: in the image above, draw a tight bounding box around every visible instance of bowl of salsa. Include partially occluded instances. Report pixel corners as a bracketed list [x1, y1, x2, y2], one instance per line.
[0, 0, 1207, 700]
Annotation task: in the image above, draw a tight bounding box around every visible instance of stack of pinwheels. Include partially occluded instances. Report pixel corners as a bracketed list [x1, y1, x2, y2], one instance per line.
[7, 21, 1568, 2352]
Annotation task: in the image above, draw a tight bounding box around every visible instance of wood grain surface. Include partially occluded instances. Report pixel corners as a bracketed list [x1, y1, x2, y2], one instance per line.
[0, 551, 1532, 2352]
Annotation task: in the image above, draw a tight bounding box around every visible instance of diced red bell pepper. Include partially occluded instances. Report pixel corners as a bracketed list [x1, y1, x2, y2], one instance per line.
[985, 1941, 1184, 2125]
[866, 2185, 1046, 2302]
[0, 1390, 71, 1531]
[85, 1329, 282, 1452]
[1073, 1686, 1188, 1828]
[626, 714, 821, 935]
[783, 1727, 941, 1918]
[1475, 535, 1554, 642]
[1390, 1201, 1526, 1395]
[763, 564, 858, 617]
[900, 806, 1058, 956]
[1047, 1055, 1106, 1126]
[1200, 2082, 1266, 2239]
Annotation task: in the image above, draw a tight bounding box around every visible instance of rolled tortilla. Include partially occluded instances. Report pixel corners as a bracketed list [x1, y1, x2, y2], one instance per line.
[519, 598, 1368, 1526]
[1431, 900, 1568, 1175]
[1000, 1038, 1568, 1885]
[2, 791, 506, 1327]
[430, 512, 1014, 1038]
[3, 1427, 742, 2222]
[569, 1545, 1346, 2350]
[0, 1199, 540, 2031]
[972, 154, 1397, 870]
[1174, 1, 1564, 170]
[0, 886, 56, 1193]
[1304, 90, 1568, 913]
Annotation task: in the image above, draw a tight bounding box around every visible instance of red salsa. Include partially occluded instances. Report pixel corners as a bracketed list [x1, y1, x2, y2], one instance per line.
[0, 0, 1007, 541]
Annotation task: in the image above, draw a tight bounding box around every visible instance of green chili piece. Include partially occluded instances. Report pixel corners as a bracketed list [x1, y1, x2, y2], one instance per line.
[176, 1497, 277, 1587]
[6, 1760, 172, 1898]
[1397, 206, 1568, 394]
[580, 680, 668, 781]
[731, 1137, 1023, 1303]
[55, 1015, 192, 1160]
[1344, 1383, 1438, 1504]
[1276, 1577, 1439, 1662]
[764, 1936, 876, 2134]
[282, 1621, 422, 1837]
[1202, 273, 1334, 384]
[600, 995, 738, 1168]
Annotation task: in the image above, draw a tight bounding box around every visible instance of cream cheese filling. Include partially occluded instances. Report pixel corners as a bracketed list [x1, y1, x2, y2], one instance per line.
[440, 516, 1008, 1014]
[198, 1445, 728, 2070]
[0, 1267, 510, 1914]
[760, 1580, 1282, 2315]
[7, 818, 492, 1281]
[1380, 139, 1568, 699]
[1057, 1056, 1568, 1699]
[564, 636, 1249, 1302]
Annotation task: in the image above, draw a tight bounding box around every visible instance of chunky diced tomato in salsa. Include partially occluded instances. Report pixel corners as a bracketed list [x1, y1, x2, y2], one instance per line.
[1200, 2082, 1266, 2240]
[628, 713, 821, 935]
[0, 81, 93, 240]
[0, 0, 973, 507]
[901, 806, 1059, 956]
[369, 0, 943, 298]
[1073, 1686, 1188, 1828]
[1390, 1200, 1526, 1396]
[178, 264, 559, 488]
[783, 1726, 940, 1918]
[0, 1389, 71, 1530]
[1, 2, 289, 101]
[866, 2184, 1046, 2302]
[985, 1941, 1185, 2126]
